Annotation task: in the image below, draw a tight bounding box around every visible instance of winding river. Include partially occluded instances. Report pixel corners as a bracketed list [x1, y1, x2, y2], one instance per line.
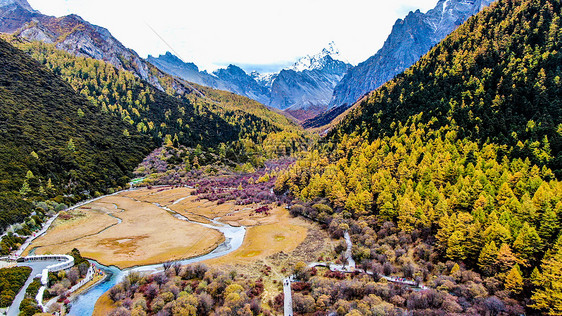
[67, 195, 246, 316]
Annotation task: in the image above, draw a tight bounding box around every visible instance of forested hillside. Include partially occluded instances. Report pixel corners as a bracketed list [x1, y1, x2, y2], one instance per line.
[332, 0, 562, 176]
[146, 63, 302, 145]
[6, 36, 304, 159]
[6, 37, 251, 146]
[277, 0, 562, 313]
[0, 35, 306, 236]
[0, 38, 154, 231]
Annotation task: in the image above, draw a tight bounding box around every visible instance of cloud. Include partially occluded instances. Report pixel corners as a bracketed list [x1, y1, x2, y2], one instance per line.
[28, 0, 438, 72]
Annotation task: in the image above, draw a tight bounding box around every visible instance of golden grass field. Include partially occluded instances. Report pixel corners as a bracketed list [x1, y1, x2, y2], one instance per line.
[118, 187, 335, 304]
[21, 186, 339, 315]
[24, 194, 224, 269]
[120, 187, 194, 205]
[24, 186, 317, 271]
[204, 206, 309, 265]
[60, 187, 338, 315]
[120, 188, 315, 265]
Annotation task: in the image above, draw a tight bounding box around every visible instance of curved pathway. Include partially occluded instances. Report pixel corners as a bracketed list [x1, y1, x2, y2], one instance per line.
[9, 256, 73, 316]
[284, 231, 428, 315]
[8, 262, 48, 316]
[12, 214, 59, 258]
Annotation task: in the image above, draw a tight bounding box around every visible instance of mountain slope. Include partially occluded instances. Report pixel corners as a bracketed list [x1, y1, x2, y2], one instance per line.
[6, 34, 304, 176]
[333, 0, 561, 174]
[278, 0, 562, 313]
[0, 37, 154, 231]
[329, 0, 495, 110]
[5, 36, 244, 146]
[0, 0, 154, 83]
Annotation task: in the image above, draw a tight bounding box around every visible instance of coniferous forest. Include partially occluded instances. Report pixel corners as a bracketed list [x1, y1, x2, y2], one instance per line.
[0, 35, 303, 235]
[277, 0, 562, 313]
[0, 37, 154, 232]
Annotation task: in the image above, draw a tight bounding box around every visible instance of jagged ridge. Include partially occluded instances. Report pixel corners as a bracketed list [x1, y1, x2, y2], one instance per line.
[329, 0, 495, 109]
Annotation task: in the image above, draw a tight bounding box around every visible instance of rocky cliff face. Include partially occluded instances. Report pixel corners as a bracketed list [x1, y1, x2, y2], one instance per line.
[329, 0, 495, 109]
[213, 65, 271, 106]
[268, 43, 352, 116]
[0, 0, 156, 86]
[149, 43, 351, 116]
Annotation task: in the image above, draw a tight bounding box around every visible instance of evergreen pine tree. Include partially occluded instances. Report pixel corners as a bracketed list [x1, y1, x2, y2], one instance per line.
[505, 265, 524, 295]
[478, 241, 499, 276]
[531, 244, 562, 314]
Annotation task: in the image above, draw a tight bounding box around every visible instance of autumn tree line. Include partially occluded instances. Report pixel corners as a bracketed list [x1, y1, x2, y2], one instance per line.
[276, 0, 562, 314]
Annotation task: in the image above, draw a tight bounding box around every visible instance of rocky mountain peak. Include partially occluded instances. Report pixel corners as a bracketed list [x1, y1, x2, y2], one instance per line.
[221, 64, 247, 76]
[289, 41, 347, 72]
[148, 52, 200, 73]
[327, 0, 495, 111]
[0, 0, 35, 12]
[425, 0, 494, 39]
[0, 2, 152, 82]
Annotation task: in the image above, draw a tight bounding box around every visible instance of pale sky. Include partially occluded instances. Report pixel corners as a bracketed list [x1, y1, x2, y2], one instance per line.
[27, 0, 438, 72]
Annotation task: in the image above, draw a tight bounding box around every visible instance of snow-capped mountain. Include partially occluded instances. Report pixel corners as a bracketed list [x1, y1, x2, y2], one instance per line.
[328, 0, 495, 111]
[289, 41, 347, 72]
[250, 71, 277, 89]
[149, 42, 351, 119]
[269, 49, 351, 116]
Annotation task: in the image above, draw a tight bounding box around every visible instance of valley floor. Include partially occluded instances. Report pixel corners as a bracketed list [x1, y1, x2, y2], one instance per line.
[23, 189, 224, 269]
[21, 186, 338, 314]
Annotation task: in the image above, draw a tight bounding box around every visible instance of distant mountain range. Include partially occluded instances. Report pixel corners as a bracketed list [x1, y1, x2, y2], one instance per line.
[0, 0, 494, 124]
[147, 53, 272, 106]
[148, 0, 494, 122]
[148, 42, 351, 120]
[270, 44, 351, 119]
[324, 0, 495, 120]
